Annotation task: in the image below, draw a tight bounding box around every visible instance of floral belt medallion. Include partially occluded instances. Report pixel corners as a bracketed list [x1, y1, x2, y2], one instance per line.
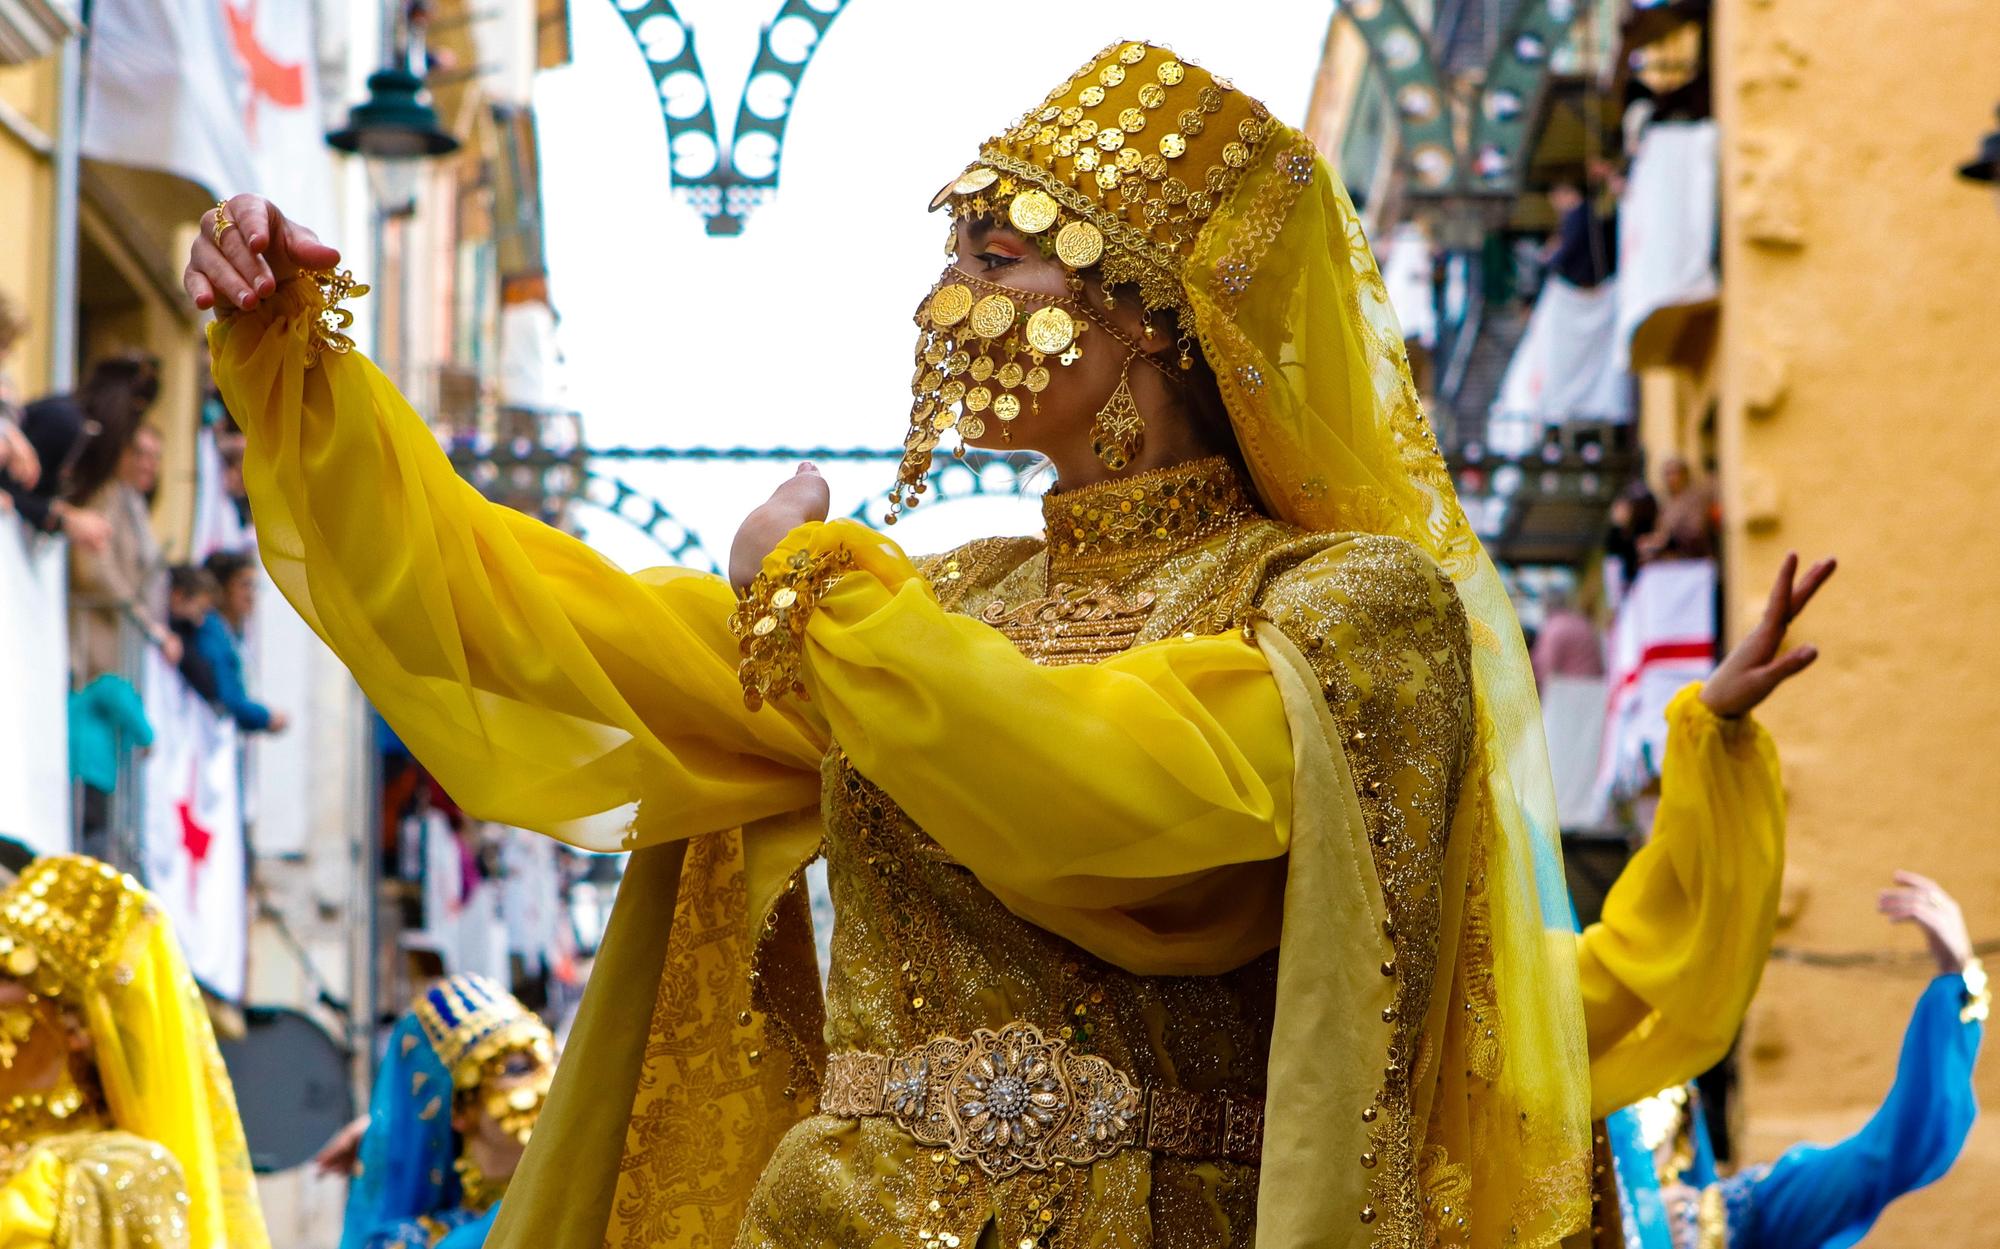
[822, 1020, 1263, 1178]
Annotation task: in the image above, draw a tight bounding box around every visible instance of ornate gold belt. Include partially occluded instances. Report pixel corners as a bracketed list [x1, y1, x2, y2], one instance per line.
[819, 1021, 1263, 1179]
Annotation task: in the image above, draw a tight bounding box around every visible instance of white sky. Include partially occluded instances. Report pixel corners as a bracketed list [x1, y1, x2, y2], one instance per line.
[533, 0, 1338, 571]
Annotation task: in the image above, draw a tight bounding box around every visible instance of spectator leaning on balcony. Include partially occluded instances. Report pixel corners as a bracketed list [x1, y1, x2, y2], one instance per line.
[1639, 455, 1718, 562]
[195, 550, 288, 734]
[70, 421, 178, 680]
[1542, 174, 1620, 291]
[1, 353, 158, 557]
[168, 563, 223, 704]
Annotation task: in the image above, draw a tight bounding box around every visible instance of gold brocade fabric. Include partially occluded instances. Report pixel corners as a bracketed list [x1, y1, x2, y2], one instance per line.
[0, 1129, 192, 1249]
[705, 459, 1474, 1249]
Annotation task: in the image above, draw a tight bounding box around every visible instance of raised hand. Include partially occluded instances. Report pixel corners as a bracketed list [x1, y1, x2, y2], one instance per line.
[1878, 870, 1973, 976]
[1699, 551, 1836, 718]
[729, 464, 831, 589]
[182, 195, 342, 315]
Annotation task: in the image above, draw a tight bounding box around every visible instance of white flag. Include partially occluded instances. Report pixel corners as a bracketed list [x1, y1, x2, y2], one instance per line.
[140, 649, 249, 1002]
[83, 0, 334, 225]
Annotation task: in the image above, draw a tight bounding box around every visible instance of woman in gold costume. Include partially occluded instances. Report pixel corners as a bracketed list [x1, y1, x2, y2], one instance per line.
[184, 41, 1827, 1249]
[0, 855, 268, 1249]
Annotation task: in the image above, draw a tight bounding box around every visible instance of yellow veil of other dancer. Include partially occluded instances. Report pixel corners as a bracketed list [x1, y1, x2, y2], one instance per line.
[0, 856, 269, 1249]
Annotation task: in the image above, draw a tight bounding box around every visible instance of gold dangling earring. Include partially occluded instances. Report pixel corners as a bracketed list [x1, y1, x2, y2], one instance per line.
[1090, 353, 1144, 473]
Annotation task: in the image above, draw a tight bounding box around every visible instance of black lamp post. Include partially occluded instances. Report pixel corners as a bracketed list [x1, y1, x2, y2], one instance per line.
[1957, 106, 2000, 187]
[326, 20, 459, 217]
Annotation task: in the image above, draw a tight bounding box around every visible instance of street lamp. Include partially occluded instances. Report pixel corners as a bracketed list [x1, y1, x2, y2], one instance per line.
[327, 64, 459, 217]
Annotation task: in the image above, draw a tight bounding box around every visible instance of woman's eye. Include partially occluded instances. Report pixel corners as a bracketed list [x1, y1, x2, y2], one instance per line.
[976, 251, 1021, 271]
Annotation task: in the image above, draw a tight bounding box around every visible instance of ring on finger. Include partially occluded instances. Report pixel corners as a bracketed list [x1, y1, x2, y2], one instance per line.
[212, 199, 235, 245]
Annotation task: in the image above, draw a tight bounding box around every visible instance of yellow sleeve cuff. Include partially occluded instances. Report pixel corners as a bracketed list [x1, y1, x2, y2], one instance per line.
[731, 520, 925, 711]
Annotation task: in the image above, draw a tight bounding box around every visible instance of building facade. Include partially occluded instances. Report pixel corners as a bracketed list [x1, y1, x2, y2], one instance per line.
[1709, 1, 2000, 1238]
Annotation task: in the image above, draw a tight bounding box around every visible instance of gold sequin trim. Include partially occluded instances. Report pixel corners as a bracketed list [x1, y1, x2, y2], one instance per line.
[729, 545, 856, 711]
[303, 268, 369, 368]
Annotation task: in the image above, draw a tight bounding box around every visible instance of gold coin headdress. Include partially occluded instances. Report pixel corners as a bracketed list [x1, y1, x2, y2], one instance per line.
[0, 855, 154, 999]
[890, 42, 1276, 522]
[931, 40, 1274, 339]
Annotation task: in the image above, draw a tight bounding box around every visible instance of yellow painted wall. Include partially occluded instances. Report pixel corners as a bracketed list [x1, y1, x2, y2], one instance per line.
[0, 58, 58, 400]
[1714, 0, 2000, 1239]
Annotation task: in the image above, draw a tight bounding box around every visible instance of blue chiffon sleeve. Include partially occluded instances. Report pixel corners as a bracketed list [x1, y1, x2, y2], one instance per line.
[1728, 973, 1982, 1249]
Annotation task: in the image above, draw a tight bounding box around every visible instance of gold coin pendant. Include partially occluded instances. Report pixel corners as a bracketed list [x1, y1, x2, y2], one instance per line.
[969, 294, 1016, 340]
[1055, 220, 1105, 268]
[1025, 306, 1077, 354]
[929, 284, 972, 328]
[1008, 189, 1060, 234]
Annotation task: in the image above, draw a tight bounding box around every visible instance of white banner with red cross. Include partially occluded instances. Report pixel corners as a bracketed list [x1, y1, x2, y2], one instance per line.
[1592, 559, 1717, 813]
[82, 0, 335, 225]
[139, 649, 248, 1002]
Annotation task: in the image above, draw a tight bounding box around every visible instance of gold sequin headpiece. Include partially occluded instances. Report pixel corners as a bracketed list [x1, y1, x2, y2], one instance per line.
[413, 973, 556, 1092]
[0, 856, 154, 999]
[932, 40, 1275, 335]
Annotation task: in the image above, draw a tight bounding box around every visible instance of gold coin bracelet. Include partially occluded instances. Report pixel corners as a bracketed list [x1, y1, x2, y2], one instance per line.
[729, 545, 857, 711]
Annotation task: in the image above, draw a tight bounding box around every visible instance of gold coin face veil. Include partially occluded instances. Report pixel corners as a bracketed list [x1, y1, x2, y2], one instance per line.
[900, 38, 1595, 1243]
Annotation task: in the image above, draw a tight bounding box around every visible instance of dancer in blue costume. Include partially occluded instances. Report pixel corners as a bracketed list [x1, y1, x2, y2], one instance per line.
[1608, 871, 1985, 1249]
[341, 974, 556, 1249]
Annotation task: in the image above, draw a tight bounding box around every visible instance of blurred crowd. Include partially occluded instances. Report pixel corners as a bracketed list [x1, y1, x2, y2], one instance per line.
[0, 288, 284, 859]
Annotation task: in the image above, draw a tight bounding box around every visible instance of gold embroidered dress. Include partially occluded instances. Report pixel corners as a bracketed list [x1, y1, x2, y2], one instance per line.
[208, 40, 1785, 1249]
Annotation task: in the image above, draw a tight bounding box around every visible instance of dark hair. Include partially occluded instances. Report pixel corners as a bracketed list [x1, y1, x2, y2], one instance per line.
[1154, 306, 1268, 516]
[64, 353, 163, 504]
[203, 550, 257, 589]
[169, 563, 220, 599]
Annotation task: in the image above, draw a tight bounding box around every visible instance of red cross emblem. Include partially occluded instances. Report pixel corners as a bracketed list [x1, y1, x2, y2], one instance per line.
[224, 0, 305, 141]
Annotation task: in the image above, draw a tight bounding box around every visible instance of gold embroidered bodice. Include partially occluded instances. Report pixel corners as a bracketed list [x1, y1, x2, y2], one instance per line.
[736, 460, 1475, 1249]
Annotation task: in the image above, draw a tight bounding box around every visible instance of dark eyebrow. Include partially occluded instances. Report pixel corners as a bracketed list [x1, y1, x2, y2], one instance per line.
[965, 217, 995, 246]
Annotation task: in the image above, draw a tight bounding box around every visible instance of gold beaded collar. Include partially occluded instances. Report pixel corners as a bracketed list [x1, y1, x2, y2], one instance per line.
[1042, 456, 1253, 563]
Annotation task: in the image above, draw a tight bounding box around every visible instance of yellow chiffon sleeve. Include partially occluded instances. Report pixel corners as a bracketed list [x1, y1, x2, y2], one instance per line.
[752, 519, 1295, 976]
[1578, 683, 1785, 1116]
[207, 277, 825, 849]
[0, 1147, 61, 1248]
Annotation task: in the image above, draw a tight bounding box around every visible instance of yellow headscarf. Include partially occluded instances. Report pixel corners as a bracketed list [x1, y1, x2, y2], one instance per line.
[938, 41, 1594, 1245]
[0, 856, 270, 1249]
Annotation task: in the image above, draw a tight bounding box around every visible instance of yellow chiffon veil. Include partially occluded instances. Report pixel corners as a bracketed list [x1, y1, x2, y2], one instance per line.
[0, 855, 270, 1249]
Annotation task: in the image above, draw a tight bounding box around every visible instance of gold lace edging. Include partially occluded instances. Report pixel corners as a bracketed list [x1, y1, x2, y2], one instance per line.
[728, 545, 856, 711]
